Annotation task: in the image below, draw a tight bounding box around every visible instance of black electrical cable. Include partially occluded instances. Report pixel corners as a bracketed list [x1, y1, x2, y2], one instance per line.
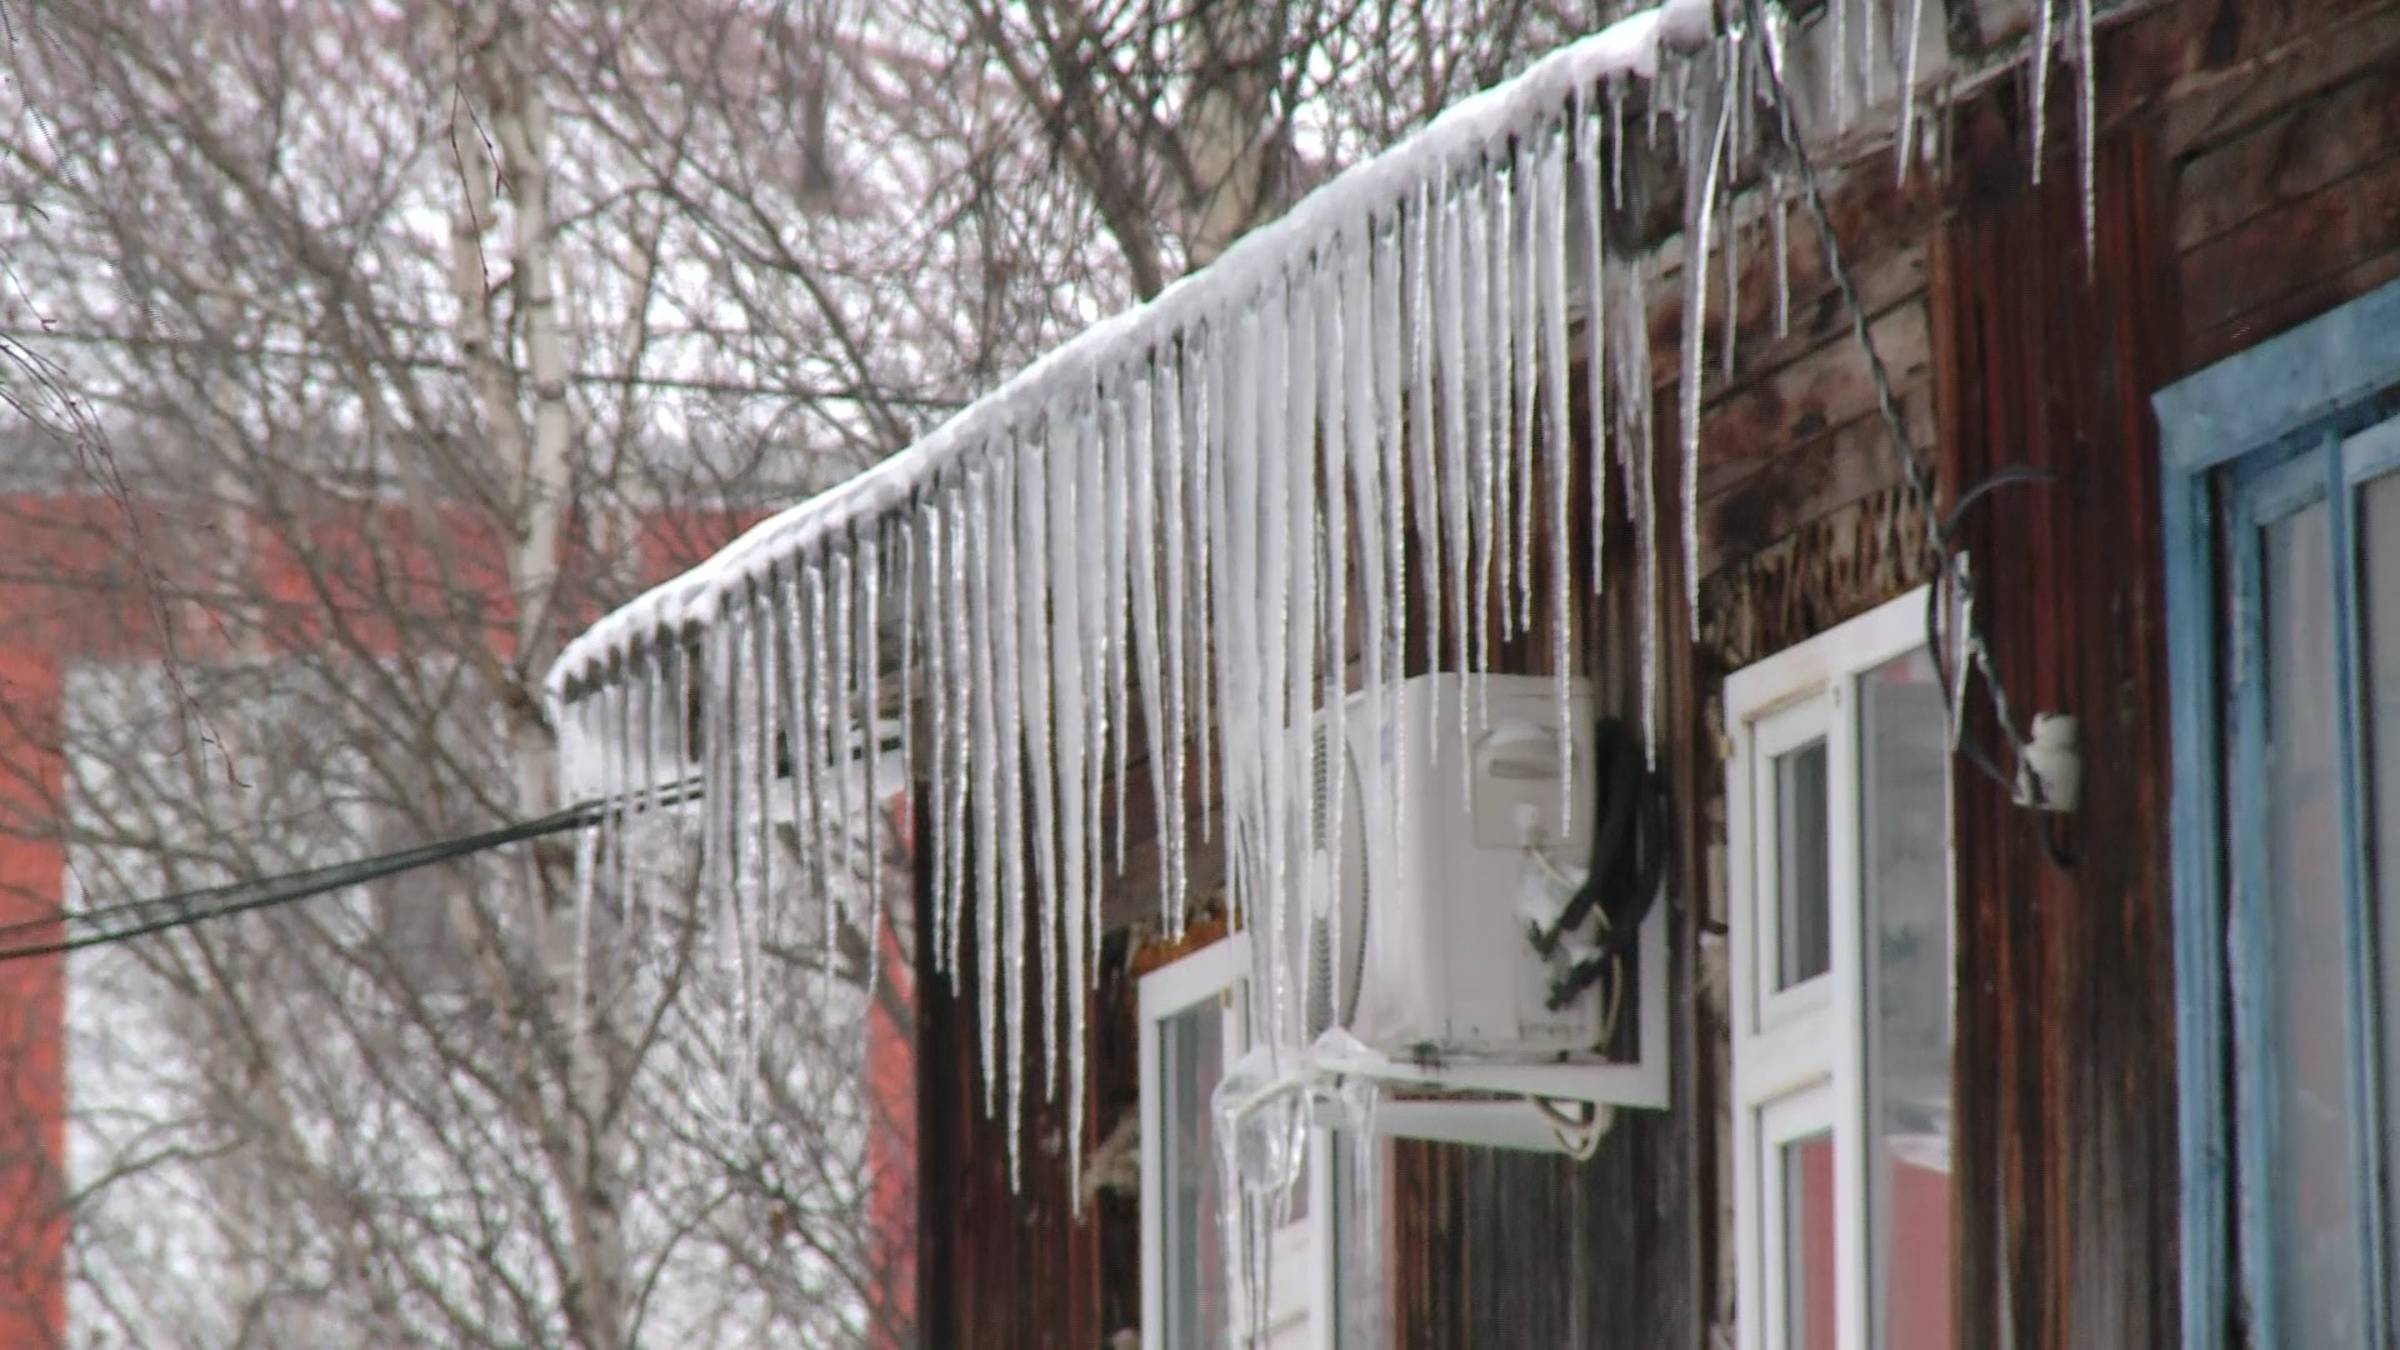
[0, 775, 707, 963]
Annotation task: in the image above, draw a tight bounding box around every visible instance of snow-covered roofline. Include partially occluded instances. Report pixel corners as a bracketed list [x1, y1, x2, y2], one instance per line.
[546, 0, 1713, 701]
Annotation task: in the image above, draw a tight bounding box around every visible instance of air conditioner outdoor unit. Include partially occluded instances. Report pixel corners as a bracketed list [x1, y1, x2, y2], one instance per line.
[1290, 673, 1669, 1129]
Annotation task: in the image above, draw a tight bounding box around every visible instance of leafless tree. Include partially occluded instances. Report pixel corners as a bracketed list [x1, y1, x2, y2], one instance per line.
[0, 0, 1596, 1344]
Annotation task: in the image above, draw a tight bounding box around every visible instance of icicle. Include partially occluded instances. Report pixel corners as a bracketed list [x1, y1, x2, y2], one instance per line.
[1494, 153, 1521, 643]
[1078, 405, 1111, 987]
[1512, 140, 1539, 641]
[947, 481, 978, 988]
[1046, 407, 1091, 1201]
[775, 566, 811, 963]
[1405, 185, 1444, 760]
[1772, 175, 1792, 337]
[804, 562, 835, 974]
[1611, 258, 1661, 768]
[1157, 349, 1192, 934]
[919, 502, 950, 977]
[1723, 175, 1741, 383]
[897, 514, 917, 822]
[1193, 329, 1218, 852]
[1012, 435, 1062, 1105]
[1539, 126, 1576, 837]
[639, 646, 661, 941]
[1471, 170, 1501, 680]
[829, 548, 858, 946]
[1436, 189, 1473, 773]
[600, 667, 626, 967]
[1899, 0, 1931, 184]
[572, 815, 597, 1068]
[1609, 76, 1627, 209]
[1579, 86, 1610, 598]
[707, 613, 737, 956]
[1316, 248, 1351, 1039]
[1832, 0, 1849, 130]
[964, 467, 1002, 1114]
[1266, 273, 1305, 1052]
[1215, 309, 1262, 941]
[746, 590, 772, 1085]
[2027, 0, 2053, 185]
[1681, 74, 1732, 644]
[2075, 0, 2096, 275]
[1129, 367, 1172, 935]
[992, 453, 1032, 1185]
[1372, 209, 1411, 960]
[1102, 391, 1131, 882]
[859, 532, 884, 1001]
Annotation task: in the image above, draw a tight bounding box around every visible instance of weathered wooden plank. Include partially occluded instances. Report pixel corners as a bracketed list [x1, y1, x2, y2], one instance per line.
[1699, 383, 1936, 578]
[2174, 58, 2400, 251]
[1935, 124, 2180, 1350]
[2166, 2, 2400, 153]
[2188, 244, 2400, 372]
[1694, 301, 1932, 501]
[2179, 143, 2400, 342]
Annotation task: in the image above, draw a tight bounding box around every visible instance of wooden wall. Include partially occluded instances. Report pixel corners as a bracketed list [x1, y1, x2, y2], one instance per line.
[909, 1, 2400, 1345]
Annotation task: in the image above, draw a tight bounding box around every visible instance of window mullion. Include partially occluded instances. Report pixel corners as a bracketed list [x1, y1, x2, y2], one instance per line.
[2225, 484, 2281, 1343]
[2324, 431, 2390, 1344]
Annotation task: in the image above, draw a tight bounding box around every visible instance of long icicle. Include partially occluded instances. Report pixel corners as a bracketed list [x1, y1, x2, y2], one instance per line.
[1079, 402, 1112, 984]
[1157, 348, 1192, 934]
[1492, 155, 1519, 643]
[1464, 170, 1496, 700]
[1512, 139, 1539, 641]
[1193, 327, 1218, 852]
[919, 501, 951, 977]
[1405, 184, 1443, 764]
[1128, 366, 1172, 936]
[944, 480, 974, 979]
[1580, 84, 1610, 597]
[1539, 124, 1576, 836]
[859, 532, 884, 1001]
[983, 459, 1024, 1167]
[1014, 431, 1062, 1105]
[1373, 210, 1412, 936]
[2027, 0, 2053, 184]
[2075, 0, 2097, 275]
[829, 548, 858, 959]
[964, 472, 1000, 1096]
[1681, 66, 1733, 642]
[1436, 187, 1473, 779]
[1046, 404, 1091, 1204]
[1102, 390, 1132, 882]
[1318, 246, 1353, 1038]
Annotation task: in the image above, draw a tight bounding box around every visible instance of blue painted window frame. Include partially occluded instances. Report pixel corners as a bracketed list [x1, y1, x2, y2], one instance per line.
[2155, 277, 2400, 1349]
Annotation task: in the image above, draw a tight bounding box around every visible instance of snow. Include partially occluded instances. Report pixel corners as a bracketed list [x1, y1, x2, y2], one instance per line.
[545, 0, 2094, 1308]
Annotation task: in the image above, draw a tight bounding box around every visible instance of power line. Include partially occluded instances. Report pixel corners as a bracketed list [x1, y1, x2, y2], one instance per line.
[0, 778, 704, 963]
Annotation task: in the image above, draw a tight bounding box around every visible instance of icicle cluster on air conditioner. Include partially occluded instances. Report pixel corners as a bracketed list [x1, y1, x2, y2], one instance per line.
[547, 0, 2090, 1199]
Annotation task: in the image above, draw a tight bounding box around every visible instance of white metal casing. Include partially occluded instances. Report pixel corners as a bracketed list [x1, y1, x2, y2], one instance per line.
[1316, 673, 1669, 1109]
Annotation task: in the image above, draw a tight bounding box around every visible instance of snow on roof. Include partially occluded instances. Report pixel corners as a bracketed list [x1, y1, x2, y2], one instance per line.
[546, 0, 1712, 700]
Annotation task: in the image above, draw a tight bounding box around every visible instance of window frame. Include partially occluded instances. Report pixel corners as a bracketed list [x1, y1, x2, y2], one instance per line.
[2154, 277, 2400, 1350]
[1726, 585, 1945, 1350]
[1138, 935, 1340, 1350]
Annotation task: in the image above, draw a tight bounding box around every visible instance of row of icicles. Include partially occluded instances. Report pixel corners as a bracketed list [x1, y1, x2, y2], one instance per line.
[553, 0, 2104, 1257]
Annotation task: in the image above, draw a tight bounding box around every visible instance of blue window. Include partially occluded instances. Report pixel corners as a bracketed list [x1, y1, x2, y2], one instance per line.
[2157, 279, 2400, 1349]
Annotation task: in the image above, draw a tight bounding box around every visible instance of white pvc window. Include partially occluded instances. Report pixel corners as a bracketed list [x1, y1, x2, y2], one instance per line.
[1728, 587, 1954, 1350]
[1139, 936, 1340, 1350]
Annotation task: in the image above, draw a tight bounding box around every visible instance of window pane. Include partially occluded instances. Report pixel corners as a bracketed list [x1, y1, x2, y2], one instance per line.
[2261, 499, 2366, 1345]
[1160, 1002, 1227, 1347]
[1777, 740, 1832, 988]
[1783, 1132, 1837, 1350]
[1859, 650, 1953, 1349]
[2358, 466, 2400, 1308]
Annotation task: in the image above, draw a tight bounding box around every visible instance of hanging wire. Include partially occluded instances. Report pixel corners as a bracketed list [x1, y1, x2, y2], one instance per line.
[0, 774, 708, 963]
[1740, 0, 2056, 805]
